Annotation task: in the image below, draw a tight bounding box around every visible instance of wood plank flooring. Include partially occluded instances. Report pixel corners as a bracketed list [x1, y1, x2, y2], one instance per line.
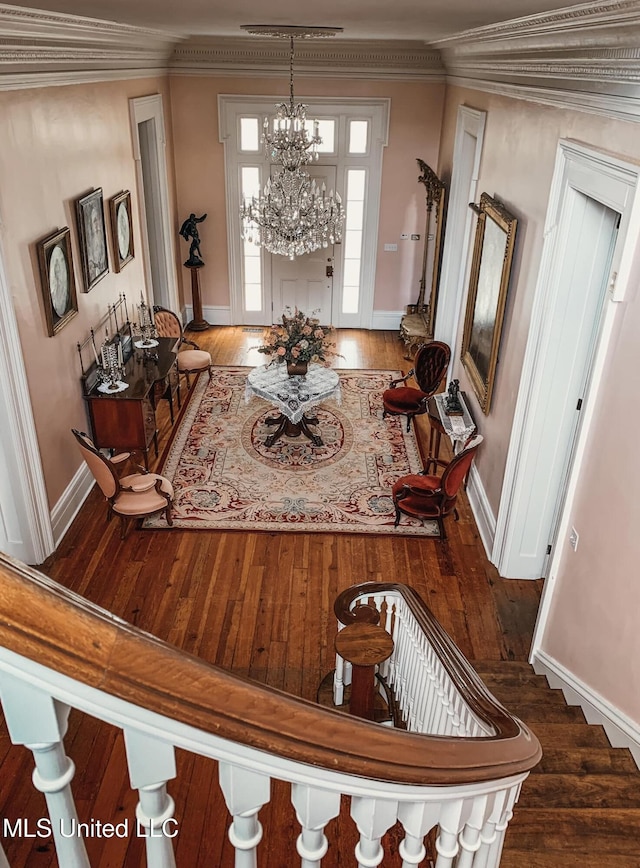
[1, 327, 637, 866]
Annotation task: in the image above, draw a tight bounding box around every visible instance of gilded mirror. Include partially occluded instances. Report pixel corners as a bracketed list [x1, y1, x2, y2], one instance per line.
[461, 193, 517, 414]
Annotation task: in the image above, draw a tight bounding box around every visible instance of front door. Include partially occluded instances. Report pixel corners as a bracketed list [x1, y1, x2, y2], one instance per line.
[270, 165, 337, 324]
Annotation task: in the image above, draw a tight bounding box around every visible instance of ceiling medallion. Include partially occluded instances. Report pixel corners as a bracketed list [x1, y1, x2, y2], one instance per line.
[239, 26, 345, 259]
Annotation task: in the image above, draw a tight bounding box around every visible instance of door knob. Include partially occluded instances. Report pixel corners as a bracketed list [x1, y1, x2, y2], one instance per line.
[326, 265, 334, 277]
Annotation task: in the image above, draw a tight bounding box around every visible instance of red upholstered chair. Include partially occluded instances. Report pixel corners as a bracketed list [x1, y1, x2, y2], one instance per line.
[382, 341, 451, 431]
[72, 429, 173, 539]
[392, 435, 483, 539]
[153, 306, 212, 387]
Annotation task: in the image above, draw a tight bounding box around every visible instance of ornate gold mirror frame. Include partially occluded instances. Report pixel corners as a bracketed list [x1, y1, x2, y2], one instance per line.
[399, 160, 446, 355]
[416, 159, 446, 337]
[461, 193, 517, 414]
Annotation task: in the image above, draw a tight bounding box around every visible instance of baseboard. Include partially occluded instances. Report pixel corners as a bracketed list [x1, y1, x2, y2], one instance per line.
[51, 462, 94, 548]
[466, 462, 496, 559]
[532, 649, 640, 770]
[371, 310, 403, 331]
[183, 305, 232, 326]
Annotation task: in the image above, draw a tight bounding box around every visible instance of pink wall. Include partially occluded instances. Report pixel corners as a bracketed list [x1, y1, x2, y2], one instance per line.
[0, 77, 178, 508]
[437, 85, 640, 720]
[167, 75, 445, 317]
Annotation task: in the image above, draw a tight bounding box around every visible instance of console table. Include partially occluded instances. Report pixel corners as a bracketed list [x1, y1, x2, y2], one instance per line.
[82, 337, 179, 468]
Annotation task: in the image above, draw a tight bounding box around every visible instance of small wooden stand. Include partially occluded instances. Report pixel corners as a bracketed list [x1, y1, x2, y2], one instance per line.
[334, 623, 394, 720]
[185, 262, 210, 331]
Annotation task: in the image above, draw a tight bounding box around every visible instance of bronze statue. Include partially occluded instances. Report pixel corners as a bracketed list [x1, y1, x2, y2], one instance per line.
[179, 213, 207, 266]
[445, 379, 463, 416]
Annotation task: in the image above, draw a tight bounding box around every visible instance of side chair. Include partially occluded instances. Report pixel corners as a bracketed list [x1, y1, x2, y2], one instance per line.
[72, 429, 173, 539]
[382, 341, 451, 431]
[392, 434, 483, 539]
[153, 306, 212, 387]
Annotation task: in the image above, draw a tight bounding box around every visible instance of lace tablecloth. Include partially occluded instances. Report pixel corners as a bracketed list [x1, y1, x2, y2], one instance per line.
[245, 363, 341, 425]
[434, 392, 476, 450]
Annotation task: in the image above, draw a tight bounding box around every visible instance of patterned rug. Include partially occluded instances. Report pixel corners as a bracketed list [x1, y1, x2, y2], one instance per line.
[143, 367, 439, 535]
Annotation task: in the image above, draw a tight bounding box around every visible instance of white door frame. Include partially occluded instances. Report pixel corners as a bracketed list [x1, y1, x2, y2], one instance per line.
[218, 95, 389, 328]
[0, 240, 54, 565]
[435, 105, 486, 370]
[491, 140, 640, 645]
[129, 94, 179, 313]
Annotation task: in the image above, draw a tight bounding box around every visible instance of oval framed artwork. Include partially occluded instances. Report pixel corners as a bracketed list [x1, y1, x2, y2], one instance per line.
[37, 227, 78, 336]
[109, 189, 134, 272]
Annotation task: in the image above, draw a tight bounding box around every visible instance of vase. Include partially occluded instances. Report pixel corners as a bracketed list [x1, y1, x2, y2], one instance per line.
[286, 359, 308, 377]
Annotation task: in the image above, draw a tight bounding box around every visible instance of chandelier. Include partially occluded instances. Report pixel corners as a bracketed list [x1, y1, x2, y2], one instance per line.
[239, 27, 345, 260]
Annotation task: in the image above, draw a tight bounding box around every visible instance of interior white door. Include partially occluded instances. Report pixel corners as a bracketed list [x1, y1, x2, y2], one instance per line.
[270, 165, 336, 324]
[496, 191, 618, 579]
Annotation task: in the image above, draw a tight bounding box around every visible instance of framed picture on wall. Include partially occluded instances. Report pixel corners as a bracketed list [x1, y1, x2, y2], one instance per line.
[75, 188, 109, 291]
[37, 227, 78, 336]
[461, 193, 518, 415]
[109, 190, 134, 272]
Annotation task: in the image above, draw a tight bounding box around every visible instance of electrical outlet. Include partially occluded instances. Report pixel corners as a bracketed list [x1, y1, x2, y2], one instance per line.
[569, 527, 579, 551]
[383, 243, 398, 252]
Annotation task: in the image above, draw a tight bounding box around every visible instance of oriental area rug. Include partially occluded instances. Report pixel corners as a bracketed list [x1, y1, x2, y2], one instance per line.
[143, 367, 439, 536]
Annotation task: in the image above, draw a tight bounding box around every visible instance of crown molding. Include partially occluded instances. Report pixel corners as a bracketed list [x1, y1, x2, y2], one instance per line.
[169, 37, 445, 80]
[0, 3, 179, 77]
[446, 73, 640, 122]
[432, 0, 640, 49]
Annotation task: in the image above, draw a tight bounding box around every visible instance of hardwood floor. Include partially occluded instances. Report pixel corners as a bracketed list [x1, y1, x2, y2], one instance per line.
[2, 327, 636, 867]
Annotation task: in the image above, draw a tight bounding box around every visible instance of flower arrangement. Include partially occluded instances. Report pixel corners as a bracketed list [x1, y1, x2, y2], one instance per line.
[256, 307, 340, 366]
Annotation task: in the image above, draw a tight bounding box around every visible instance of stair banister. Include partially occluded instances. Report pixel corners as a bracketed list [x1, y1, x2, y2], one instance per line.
[0, 552, 541, 867]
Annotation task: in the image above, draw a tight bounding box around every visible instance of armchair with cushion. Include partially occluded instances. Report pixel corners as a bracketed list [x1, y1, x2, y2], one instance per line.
[382, 341, 451, 431]
[392, 434, 483, 539]
[153, 306, 212, 387]
[72, 429, 173, 539]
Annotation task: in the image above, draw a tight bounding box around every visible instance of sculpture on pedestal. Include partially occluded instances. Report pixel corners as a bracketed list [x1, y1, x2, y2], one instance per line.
[179, 213, 207, 266]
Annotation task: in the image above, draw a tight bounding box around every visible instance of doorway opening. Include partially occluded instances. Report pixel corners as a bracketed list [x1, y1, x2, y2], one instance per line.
[129, 95, 178, 314]
[493, 140, 639, 590]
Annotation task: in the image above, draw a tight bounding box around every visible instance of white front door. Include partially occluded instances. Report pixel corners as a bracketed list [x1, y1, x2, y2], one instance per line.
[270, 165, 336, 324]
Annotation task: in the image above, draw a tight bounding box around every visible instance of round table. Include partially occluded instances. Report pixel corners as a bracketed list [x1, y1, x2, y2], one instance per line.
[245, 363, 341, 447]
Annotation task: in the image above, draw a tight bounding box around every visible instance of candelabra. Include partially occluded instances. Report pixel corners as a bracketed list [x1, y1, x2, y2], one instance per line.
[97, 332, 128, 393]
[133, 294, 158, 349]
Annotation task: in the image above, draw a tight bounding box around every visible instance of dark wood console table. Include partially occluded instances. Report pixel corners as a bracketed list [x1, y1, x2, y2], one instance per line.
[82, 337, 179, 468]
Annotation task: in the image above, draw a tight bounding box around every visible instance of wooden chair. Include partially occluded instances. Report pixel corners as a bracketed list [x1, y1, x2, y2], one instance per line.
[392, 435, 483, 539]
[153, 306, 212, 387]
[382, 341, 451, 431]
[72, 429, 173, 538]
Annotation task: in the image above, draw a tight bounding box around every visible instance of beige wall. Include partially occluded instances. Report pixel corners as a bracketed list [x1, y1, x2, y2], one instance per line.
[0, 76, 178, 508]
[437, 85, 640, 720]
[167, 75, 445, 317]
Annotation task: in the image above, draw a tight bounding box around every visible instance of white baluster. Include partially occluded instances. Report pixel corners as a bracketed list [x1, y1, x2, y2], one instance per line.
[471, 791, 505, 868]
[334, 622, 345, 705]
[397, 801, 441, 868]
[434, 799, 467, 868]
[0, 841, 9, 868]
[485, 784, 520, 868]
[350, 796, 398, 868]
[123, 729, 177, 868]
[456, 795, 489, 868]
[0, 675, 89, 867]
[291, 783, 341, 867]
[219, 762, 270, 868]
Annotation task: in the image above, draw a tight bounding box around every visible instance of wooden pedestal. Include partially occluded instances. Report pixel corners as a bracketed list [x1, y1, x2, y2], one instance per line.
[185, 263, 210, 331]
[334, 623, 394, 721]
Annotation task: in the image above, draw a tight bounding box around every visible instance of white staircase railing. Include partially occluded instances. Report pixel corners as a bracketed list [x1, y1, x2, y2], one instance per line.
[0, 554, 541, 868]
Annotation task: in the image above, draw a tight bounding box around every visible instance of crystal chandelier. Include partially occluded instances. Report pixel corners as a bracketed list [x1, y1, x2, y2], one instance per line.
[239, 29, 345, 260]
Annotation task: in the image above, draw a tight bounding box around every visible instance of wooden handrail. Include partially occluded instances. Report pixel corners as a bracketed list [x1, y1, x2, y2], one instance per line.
[335, 582, 531, 741]
[0, 553, 541, 786]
